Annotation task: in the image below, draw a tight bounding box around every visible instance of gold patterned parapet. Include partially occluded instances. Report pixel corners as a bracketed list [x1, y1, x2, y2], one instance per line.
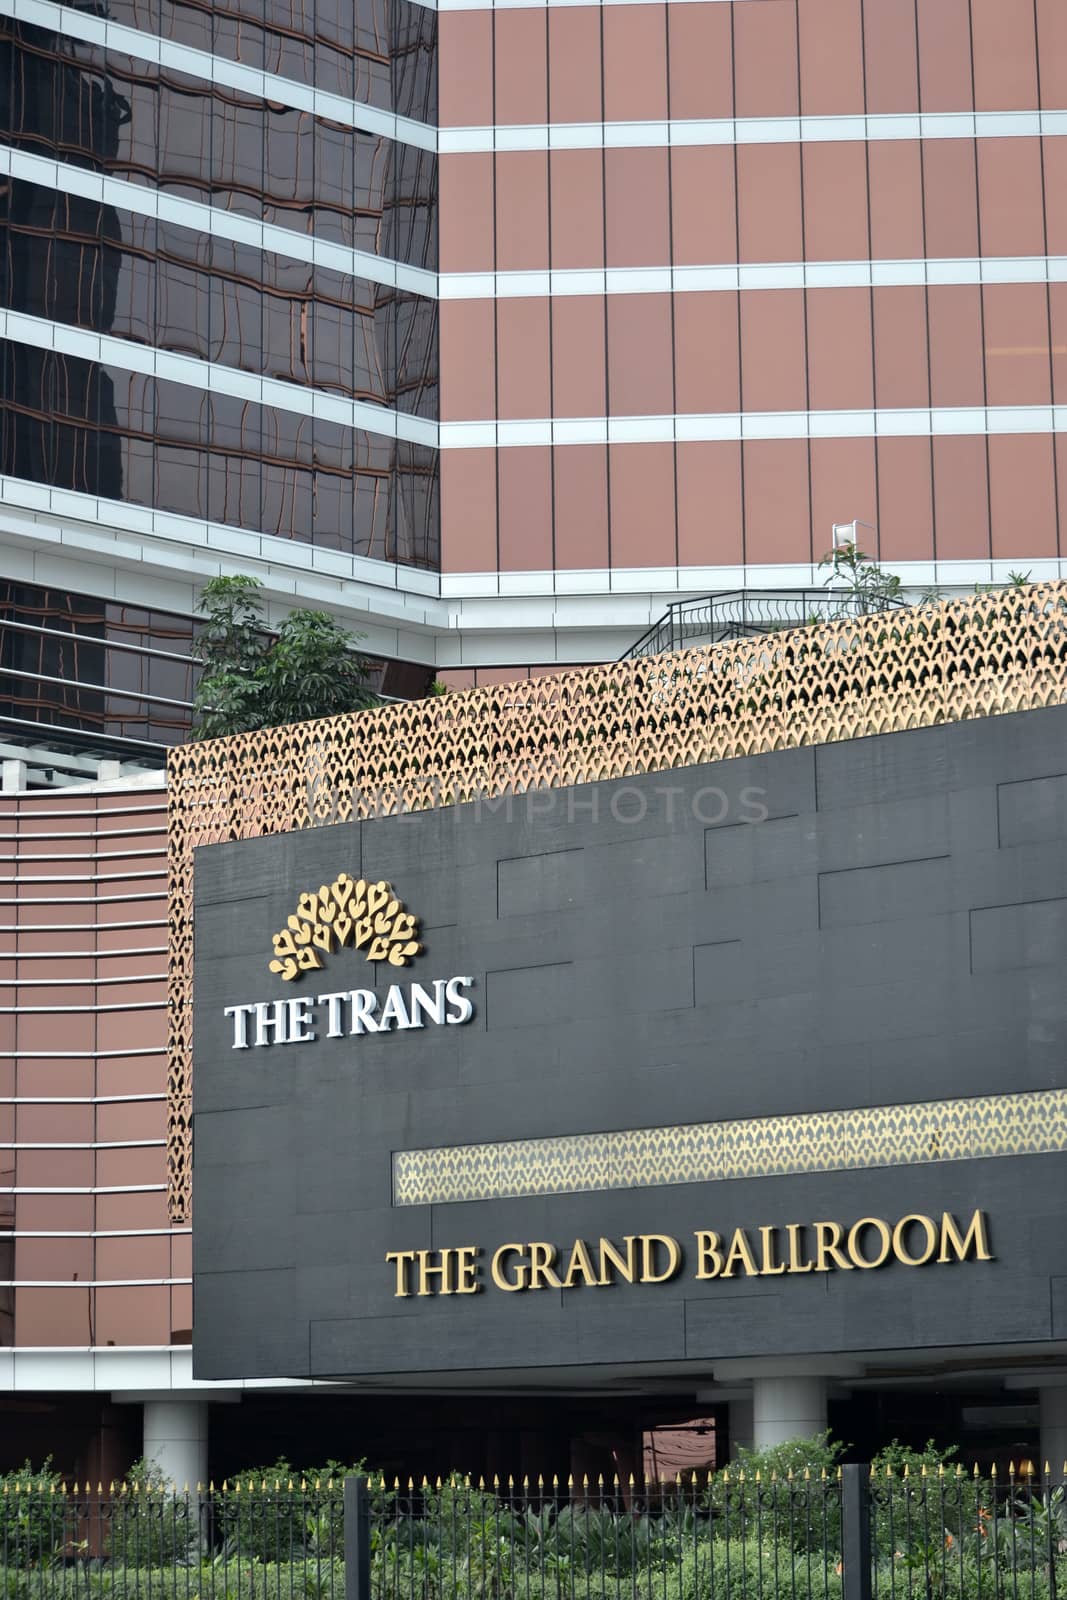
[391, 1089, 1067, 1207]
[167, 583, 1067, 1221]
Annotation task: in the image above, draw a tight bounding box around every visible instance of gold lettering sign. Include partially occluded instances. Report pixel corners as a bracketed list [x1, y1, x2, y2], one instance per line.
[269, 873, 422, 981]
[386, 1210, 993, 1297]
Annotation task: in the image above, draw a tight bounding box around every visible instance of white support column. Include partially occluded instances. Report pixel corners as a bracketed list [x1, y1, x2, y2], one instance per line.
[752, 1377, 827, 1449]
[1039, 1387, 1067, 1478]
[143, 1399, 209, 1489]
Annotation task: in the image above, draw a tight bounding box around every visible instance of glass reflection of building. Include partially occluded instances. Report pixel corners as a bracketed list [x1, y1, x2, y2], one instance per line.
[0, 1, 439, 574]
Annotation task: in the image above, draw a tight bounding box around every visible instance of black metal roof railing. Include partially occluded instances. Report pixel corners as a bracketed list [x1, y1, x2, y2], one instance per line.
[621, 588, 908, 660]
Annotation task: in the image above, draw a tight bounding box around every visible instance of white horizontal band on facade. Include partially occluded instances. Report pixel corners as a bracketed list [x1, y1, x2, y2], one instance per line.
[441, 107, 1067, 155]
[0, 896, 164, 907]
[0, 309, 440, 450]
[0, 1185, 166, 1194]
[0, 930, 165, 942]
[0, 1346, 326, 1394]
[0, 1228, 188, 1237]
[443, 255, 1067, 300]
[2, 0, 437, 153]
[0, 1095, 166, 1104]
[0, 147, 435, 302]
[0, 848, 164, 863]
[0, 1049, 162, 1060]
[0, 974, 165, 987]
[0, 949, 167, 961]
[443, 404, 1067, 449]
[0, 1279, 190, 1288]
[0, 1140, 165, 1150]
[0, 1002, 163, 1013]
[0, 827, 166, 844]
[0, 872, 164, 886]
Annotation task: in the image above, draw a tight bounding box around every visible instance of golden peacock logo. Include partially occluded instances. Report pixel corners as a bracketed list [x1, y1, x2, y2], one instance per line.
[269, 873, 422, 982]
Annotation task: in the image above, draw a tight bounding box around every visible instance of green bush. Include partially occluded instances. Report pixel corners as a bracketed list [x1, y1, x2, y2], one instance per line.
[105, 1461, 197, 1568]
[0, 1461, 68, 1566]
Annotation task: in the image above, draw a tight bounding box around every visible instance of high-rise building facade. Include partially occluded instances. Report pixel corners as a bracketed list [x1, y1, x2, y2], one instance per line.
[1, 0, 1066, 687]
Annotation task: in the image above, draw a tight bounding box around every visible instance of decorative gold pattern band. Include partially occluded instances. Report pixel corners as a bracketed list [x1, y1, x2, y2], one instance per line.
[391, 1089, 1067, 1207]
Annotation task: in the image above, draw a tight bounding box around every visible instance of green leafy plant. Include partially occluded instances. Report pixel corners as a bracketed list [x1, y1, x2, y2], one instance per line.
[0, 1460, 67, 1567]
[105, 1459, 198, 1568]
[192, 576, 376, 739]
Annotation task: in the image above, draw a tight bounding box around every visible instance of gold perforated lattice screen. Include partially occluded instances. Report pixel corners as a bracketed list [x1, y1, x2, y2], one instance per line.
[166, 583, 1067, 1221]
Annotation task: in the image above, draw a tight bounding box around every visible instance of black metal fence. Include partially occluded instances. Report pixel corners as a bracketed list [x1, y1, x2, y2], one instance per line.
[2, 1469, 1064, 1600]
[621, 590, 909, 660]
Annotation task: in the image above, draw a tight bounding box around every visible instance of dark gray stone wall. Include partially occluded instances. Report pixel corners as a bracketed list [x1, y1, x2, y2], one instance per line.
[192, 704, 1067, 1380]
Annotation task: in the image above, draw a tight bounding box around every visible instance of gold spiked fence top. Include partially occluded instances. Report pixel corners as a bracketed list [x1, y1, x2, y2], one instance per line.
[166, 582, 1067, 1221]
[4, 1461, 1067, 1497]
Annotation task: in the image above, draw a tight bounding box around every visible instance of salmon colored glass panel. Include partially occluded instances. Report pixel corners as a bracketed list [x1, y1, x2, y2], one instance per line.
[604, 149, 670, 268]
[440, 154, 494, 273]
[16, 1104, 93, 1142]
[550, 150, 604, 270]
[607, 295, 674, 418]
[608, 443, 676, 568]
[982, 284, 1052, 407]
[988, 436, 1057, 559]
[733, 0, 798, 118]
[603, 5, 667, 123]
[497, 298, 551, 420]
[94, 1285, 171, 1345]
[96, 1146, 166, 1187]
[18, 1149, 93, 1188]
[15, 1194, 93, 1232]
[16, 1014, 96, 1053]
[970, 0, 1038, 111]
[440, 450, 498, 573]
[867, 143, 925, 262]
[1045, 142, 1067, 257]
[876, 437, 935, 562]
[496, 152, 549, 271]
[809, 439, 877, 561]
[171, 1284, 192, 1336]
[862, 0, 919, 113]
[16, 1287, 92, 1345]
[438, 11, 492, 127]
[96, 1191, 169, 1231]
[742, 439, 811, 566]
[95, 1236, 171, 1281]
[96, 1056, 165, 1099]
[96, 1010, 161, 1053]
[976, 140, 1046, 258]
[1049, 283, 1067, 405]
[498, 448, 553, 571]
[548, 8, 602, 123]
[932, 435, 990, 561]
[801, 144, 869, 262]
[441, 289, 499, 419]
[1036, 0, 1067, 106]
[670, 147, 737, 266]
[552, 297, 607, 417]
[676, 441, 743, 568]
[916, 0, 973, 111]
[1057, 436, 1067, 556]
[96, 1099, 166, 1143]
[921, 142, 979, 260]
[873, 286, 930, 409]
[928, 285, 985, 406]
[674, 294, 740, 416]
[740, 290, 807, 413]
[15, 1238, 94, 1280]
[553, 445, 610, 570]
[797, 0, 863, 114]
[736, 145, 803, 264]
[809, 275, 876, 412]
[494, 9, 547, 126]
[668, 5, 733, 121]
